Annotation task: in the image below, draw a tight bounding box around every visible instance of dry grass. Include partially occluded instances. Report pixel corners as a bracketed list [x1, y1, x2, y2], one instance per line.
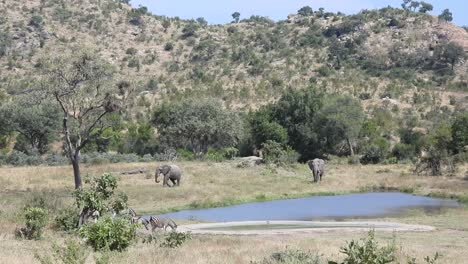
[0, 161, 467, 263]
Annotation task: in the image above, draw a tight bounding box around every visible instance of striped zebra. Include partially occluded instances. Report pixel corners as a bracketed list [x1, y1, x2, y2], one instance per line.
[149, 216, 177, 232]
[129, 208, 151, 230]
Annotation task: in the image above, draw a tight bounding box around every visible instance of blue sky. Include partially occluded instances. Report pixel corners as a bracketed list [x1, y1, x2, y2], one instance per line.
[131, 0, 467, 26]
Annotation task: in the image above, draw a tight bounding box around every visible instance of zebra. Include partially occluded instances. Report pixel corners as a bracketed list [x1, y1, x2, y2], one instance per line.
[129, 208, 151, 230]
[149, 216, 177, 232]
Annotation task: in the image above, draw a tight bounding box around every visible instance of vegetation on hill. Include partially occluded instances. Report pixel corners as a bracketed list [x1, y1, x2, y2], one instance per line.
[0, 0, 466, 177]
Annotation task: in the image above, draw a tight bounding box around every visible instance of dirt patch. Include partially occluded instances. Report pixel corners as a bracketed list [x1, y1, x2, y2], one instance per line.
[178, 221, 435, 235]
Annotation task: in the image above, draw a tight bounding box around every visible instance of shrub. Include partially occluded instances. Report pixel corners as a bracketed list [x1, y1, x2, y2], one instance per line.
[262, 141, 299, 166]
[55, 207, 79, 232]
[160, 231, 192, 248]
[35, 239, 89, 264]
[333, 230, 396, 264]
[177, 148, 196, 161]
[16, 207, 48, 240]
[360, 144, 387, 164]
[164, 42, 174, 51]
[253, 249, 323, 264]
[392, 143, 416, 161]
[80, 217, 137, 251]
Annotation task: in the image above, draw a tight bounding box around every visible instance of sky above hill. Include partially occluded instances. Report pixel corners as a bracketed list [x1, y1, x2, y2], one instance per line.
[131, 0, 467, 26]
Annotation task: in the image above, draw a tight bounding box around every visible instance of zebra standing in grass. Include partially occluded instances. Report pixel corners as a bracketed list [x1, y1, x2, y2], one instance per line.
[149, 216, 178, 232]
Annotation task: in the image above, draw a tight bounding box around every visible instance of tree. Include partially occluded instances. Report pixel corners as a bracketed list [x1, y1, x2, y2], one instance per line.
[152, 98, 243, 154]
[409, 1, 420, 12]
[232, 12, 241, 23]
[435, 42, 466, 70]
[0, 102, 61, 154]
[319, 95, 365, 156]
[418, 1, 433, 13]
[298, 6, 314, 17]
[196, 17, 208, 27]
[271, 86, 324, 160]
[438, 9, 453, 22]
[38, 49, 134, 189]
[248, 107, 288, 148]
[401, 0, 412, 10]
[451, 114, 468, 154]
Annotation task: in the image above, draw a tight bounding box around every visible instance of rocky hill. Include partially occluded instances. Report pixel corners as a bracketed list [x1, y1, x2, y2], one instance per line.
[0, 0, 467, 118]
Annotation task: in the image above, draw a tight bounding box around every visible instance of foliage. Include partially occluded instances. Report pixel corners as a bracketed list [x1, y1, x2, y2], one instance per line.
[0, 30, 11, 57]
[331, 230, 396, 264]
[55, 207, 80, 232]
[248, 107, 288, 147]
[270, 86, 324, 161]
[433, 42, 466, 70]
[319, 95, 365, 156]
[73, 173, 119, 214]
[16, 207, 48, 240]
[0, 102, 61, 154]
[38, 48, 134, 188]
[438, 9, 453, 22]
[153, 98, 243, 154]
[360, 138, 389, 164]
[35, 239, 89, 264]
[79, 217, 137, 251]
[298, 6, 314, 17]
[450, 114, 468, 154]
[262, 140, 299, 166]
[253, 248, 323, 264]
[160, 231, 192, 248]
[232, 12, 241, 23]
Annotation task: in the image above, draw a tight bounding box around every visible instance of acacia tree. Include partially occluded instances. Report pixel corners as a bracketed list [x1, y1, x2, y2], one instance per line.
[232, 12, 240, 23]
[38, 50, 133, 189]
[438, 9, 453, 22]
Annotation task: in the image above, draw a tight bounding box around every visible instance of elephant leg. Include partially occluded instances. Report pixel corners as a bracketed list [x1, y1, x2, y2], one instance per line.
[176, 178, 180, 186]
[170, 178, 176, 187]
[163, 174, 169, 187]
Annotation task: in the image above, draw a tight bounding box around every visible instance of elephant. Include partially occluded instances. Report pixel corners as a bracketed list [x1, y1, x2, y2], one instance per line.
[155, 164, 182, 187]
[307, 159, 325, 182]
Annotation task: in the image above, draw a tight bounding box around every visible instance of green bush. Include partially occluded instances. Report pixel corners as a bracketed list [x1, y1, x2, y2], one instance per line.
[80, 217, 137, 251]
[177, 148, 196, 161]
[253, 249, 323, 264]
[164, 42, 174, 51]
[392, 143, 415, 161]
[160, 231, 192, 248]
[55, 207, 79, 232]
[360, 144, 387, 164]
[331, 230, 396, 264]
[16, 207, 48, 240]
[262, 141, 299, 166]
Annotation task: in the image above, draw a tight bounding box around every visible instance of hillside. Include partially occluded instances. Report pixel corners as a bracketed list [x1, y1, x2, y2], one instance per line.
[0, 0, 467, 117]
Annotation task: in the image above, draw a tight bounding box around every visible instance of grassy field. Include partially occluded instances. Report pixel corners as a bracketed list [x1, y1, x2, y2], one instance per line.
[0, 161, 467, 263]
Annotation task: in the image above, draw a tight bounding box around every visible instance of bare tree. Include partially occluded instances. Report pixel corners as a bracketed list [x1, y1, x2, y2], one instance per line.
[38, 49, 134, 188]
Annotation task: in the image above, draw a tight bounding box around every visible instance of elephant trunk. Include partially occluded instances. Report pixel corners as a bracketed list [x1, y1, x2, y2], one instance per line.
[155, 171, 160, 183]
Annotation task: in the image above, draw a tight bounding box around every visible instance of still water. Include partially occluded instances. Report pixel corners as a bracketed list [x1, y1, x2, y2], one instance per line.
[157, 193, 460, 222]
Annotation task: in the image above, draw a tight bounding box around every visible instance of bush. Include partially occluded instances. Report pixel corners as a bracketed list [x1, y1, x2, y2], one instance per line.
[55, 207, 79, 232]
[160, 231, 192, 248]
[80, 217, 137, 251]
[333, 230, 396, 264]
[262, 141, 299, 166]
[360, 144, 387, 164]
[164, 42, 174, 51]
[16, 207, 48, 240]
[35, 239, 89, 264]
[177, 148, 196, 161]
[392, 143, 415, 161]
[253, 249, 323, 264]
[7, 150, 42, 166]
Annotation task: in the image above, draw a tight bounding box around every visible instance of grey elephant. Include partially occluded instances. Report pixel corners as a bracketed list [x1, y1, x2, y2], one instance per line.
[307, 159, 325, 182]
[155, 164, 182, 187]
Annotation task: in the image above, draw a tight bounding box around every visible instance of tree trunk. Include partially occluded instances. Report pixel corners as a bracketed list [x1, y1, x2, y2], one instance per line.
[347, 138, 355, 156]
[72, 153, 82, 189]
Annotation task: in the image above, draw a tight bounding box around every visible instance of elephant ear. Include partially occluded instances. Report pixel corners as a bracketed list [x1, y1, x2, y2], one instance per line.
[161, 165, 171, 174]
